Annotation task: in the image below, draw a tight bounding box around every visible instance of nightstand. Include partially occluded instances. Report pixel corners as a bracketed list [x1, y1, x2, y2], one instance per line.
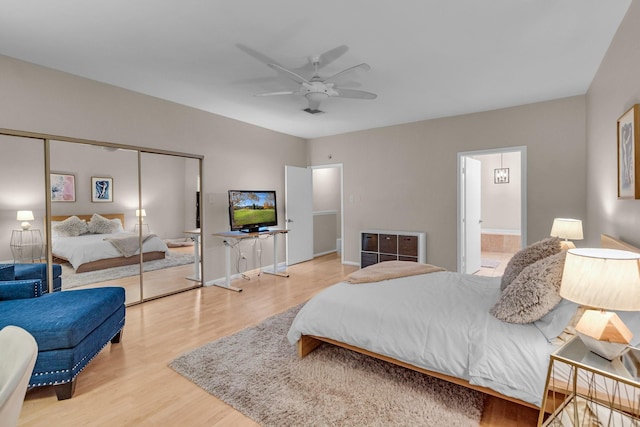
[10, 229, 44, 262]
[538, 335, 640, 426]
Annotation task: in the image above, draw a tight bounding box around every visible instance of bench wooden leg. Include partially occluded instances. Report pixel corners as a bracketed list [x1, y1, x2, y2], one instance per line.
[54, 379, 76, 400]
[111, 330, 122, 344]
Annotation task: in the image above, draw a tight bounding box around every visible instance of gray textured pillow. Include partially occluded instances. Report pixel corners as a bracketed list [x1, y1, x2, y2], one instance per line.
[490, 251, 567, 324]
[53, 215, 89, 237]
[500, 237, 562, 291]
[88, 213, 119, 234]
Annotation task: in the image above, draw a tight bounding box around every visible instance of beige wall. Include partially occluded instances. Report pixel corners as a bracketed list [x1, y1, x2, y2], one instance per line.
[308, 96, 587, 271]
[586, 1, 640, 248]
[0, 54, 307, 281]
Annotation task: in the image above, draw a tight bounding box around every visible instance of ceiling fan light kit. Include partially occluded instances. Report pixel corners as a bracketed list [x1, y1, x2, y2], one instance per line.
[256, 46, 377, 114]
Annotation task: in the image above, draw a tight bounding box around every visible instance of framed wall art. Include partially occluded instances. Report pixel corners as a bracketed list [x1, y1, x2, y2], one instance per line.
[91, 177, 113, 202]
[50, 173, 76, 202]
[494, 168, 509, 184]
[618, 104, 640, 199]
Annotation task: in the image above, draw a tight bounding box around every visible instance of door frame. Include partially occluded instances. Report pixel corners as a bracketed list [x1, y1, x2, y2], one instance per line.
[311, 163, 344, 264]
[456, 146, 527, 273]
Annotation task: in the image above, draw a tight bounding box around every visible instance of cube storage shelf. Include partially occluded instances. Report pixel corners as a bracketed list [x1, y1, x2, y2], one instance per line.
[360, 230, 426, 268]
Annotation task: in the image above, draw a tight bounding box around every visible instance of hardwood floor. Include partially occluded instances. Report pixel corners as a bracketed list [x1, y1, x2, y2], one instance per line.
[18, 253, 538, 426]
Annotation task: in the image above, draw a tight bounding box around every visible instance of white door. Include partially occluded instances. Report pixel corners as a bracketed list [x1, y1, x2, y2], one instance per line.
[285, 165, 314, 265]
[463, 157, 482, 274]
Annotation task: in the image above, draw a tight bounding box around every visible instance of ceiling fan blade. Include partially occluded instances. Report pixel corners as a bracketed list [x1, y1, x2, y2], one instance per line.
[324, 63, 371, 83]
[236, 44, 282, 67]
[268, 63, 310, 84]
[333, 88, 378, 100]
[295, 45, 350, 76]
[255, 90, 301, 97]
[318, 45, 349, 69]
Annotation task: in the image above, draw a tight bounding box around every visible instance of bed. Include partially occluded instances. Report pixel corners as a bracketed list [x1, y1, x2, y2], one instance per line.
[51, 213, 169, 273]
[287, 234, 640, 411]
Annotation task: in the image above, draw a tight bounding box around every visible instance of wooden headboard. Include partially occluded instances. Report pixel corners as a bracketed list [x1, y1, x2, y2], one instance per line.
[51, 213, 126, 229]
[601, 234, 640, 253]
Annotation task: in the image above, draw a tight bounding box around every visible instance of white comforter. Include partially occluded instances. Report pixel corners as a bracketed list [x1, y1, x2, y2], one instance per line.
[52, 232, 169, 270]
[287, 271, 556, 406]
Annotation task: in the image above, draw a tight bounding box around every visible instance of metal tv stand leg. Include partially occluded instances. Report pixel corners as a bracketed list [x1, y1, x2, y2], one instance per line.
[213, 239, 242, 292]
[264, 231, 289, 278]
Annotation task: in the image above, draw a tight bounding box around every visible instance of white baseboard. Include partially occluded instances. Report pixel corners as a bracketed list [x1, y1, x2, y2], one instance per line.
[313, 249, 337, 257]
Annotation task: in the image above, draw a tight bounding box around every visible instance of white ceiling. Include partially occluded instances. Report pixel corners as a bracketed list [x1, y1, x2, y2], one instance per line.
[0, 1, 631, 139]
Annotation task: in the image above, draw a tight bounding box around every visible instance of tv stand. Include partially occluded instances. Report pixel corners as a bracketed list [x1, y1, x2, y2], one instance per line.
[211, 229, 289, 291]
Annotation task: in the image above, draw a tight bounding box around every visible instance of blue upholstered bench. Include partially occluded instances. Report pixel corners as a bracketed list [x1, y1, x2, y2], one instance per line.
[0, 262, 62, 293]
[13, 263, 62, 293]
[0, 264, 125, 400]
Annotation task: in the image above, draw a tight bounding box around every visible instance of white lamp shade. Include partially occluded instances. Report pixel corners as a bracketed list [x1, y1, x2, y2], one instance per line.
[16, 210, 34, 221]
[135, 209, 146, 217]
[550, 218, 583, 240]
[560, 248, 640, 311]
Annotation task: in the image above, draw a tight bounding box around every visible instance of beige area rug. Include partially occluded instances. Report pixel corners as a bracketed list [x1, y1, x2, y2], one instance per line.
[61, 251, 194, 289]
[169, 305, 485, 427]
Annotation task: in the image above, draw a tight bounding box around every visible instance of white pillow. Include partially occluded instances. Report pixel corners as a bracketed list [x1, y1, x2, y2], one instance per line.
[87, 213, 121, 234]
[52, 216, 89, 237]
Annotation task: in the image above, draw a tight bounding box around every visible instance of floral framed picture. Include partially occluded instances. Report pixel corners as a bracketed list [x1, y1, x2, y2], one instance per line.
[91, 177, 113, 202]
[618, 104, 640, 199]
[50, 173, 76, 202]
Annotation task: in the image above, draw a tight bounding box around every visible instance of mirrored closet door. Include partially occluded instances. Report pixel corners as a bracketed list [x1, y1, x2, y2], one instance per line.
[1, 128, 203, 306]
[49, 140, 143, 304]
[139, 152, 201, 300]
[0, 135, 46, 269]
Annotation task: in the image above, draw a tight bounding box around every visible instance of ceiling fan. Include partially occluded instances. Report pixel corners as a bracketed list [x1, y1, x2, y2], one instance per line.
[255, 49, 377, 114]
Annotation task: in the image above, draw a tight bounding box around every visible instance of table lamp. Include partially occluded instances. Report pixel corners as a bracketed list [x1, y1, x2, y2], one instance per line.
[135, 209, 149, 233]
[550, 218, 583, 249]
[16, 210, 34, 230]
[560, 248, 640, 360]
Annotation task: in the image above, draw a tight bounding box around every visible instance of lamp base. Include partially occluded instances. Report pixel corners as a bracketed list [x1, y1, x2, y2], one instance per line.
[575, 310, 633, 360]
[20, 221, 31, 230]
[577, 332, 628, 360]
[560, 240, 576, 250]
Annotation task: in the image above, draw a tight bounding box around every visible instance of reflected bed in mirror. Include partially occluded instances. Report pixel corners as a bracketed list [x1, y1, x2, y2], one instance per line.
[51, 213, 168, 273]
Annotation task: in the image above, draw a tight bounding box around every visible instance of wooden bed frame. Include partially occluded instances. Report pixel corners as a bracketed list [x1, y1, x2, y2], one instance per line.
[51, 213, 165, 273]
[296, 234, 640, 412]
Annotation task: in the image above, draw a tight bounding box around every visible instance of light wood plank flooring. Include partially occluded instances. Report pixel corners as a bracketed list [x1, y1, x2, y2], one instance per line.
[19, 253, 538, 426]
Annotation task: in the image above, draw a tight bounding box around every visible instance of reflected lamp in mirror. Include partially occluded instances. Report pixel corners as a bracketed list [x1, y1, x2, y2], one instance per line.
[550, 218, 583, 249]
[560, 248, 640, 360]
[16, 210, 34, 230]
[134, 209, 149, 233]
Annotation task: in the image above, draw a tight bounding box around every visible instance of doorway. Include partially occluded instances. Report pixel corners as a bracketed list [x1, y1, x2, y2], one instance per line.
[285, 164, 344, 266]
[312, 165, 344, 263]
[457, 147, 527, 274]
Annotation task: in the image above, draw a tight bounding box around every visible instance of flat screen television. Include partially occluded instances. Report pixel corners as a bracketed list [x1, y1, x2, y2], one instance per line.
[228, 190, 278, 232]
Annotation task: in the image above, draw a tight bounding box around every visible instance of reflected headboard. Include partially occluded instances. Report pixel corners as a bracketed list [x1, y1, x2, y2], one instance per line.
[601, 234, 640, 253]
[51, 213, 126, 229]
